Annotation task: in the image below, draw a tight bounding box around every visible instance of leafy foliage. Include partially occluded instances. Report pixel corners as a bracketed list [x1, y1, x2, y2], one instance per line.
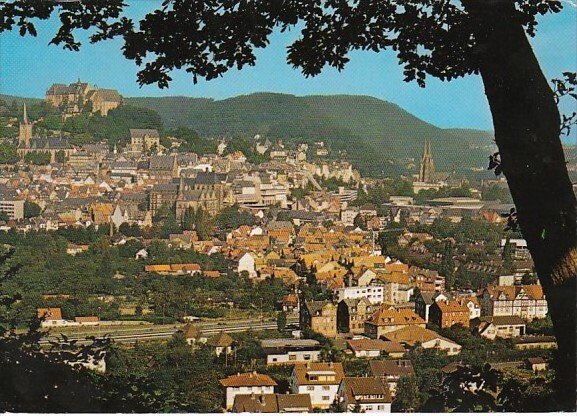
[552, 71, 577, 136]
[24, 151, 51, 165]
[392, 376, 421, 412]
[129, 93, 490, 177]
[214, 206, 256, 232]
[168, 127, 217, 154]
[0, 143, 19, 164]
[1, 0, 560, 88]
[23, 201, 41, 218]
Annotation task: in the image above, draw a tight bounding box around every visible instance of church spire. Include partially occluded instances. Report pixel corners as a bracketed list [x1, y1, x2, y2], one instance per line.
[19, 102, 33, 148]
[23, 102, 28, 124]
[419, 138, 435, 183]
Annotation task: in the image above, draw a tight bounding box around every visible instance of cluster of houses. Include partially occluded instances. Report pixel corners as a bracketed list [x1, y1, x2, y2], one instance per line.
[171, 233, 552, 413]
[219, 360, 395, 412]
[3, 92, 557, 412]
[2, 100, 517, 246]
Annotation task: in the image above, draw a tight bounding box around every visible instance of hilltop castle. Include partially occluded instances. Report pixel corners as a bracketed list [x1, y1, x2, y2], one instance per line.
[45, 79, 122, 118]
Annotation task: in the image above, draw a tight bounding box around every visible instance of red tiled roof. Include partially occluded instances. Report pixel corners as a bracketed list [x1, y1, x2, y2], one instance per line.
[220, 372, 277, 387]
[348, 339, 406, 354]
[37, 308, 63, 320]
[74, 316, 99, 323]
[367, 306, 425, 326]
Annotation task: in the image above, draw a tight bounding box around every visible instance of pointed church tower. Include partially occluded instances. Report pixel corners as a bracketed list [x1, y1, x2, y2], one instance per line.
[19, 103, 33, 148]
[419, 139, 435, 183]
[171, 154, 179, 178]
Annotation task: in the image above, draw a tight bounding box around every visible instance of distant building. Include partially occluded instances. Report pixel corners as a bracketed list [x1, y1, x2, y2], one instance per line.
[369, 359, 414, 397]
[500, 238, 531, 260]
[419, 139, 435, 183]
[173, 172, 231, 219]
[414, 291, 447, 323]
[17, 105, 73, 163]
[525, 357, 548, 373]
[19, 103, 33, 147]
[346, 339, 406, 359]
[513, 335, 557, 350]
[45, 80, 122, 117]
[300, 301, 338, 338]
[428, 299, 471, 329]
[220, 372, 277, 410]
[364, 306, 425, 339]
[89, 89, 123, 116]
[232, 393, 312, 413]
[144, 263, 201, 276]
[290, 362, 345, 409]
[412, 139, 448, 193]
[0, 197, 24, 220]
[149, 183, 179, 216]
[337, 377, 392, 413]
[337, 298, 376, 335]
[333, 285, 385, 305]
[129, 129, 160, 153]
[481, 284, 547, 319]
[207, 331, 235, 357]
[471, 315, 526, 340]
[37, 307, 69, 328]
[382, 326, 462, 356]
[282, 293, 300, 312]
[181, 323, 207, 346]
[261, 338, 321, 366]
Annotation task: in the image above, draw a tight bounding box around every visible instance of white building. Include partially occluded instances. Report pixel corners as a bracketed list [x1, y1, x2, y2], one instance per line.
[341, 208, 359, 226]
[220, 372, 277, 410]
[500, 238, 530, 259]
[472, 315, 527, 340]
[333, 285, 385, 305]
[461, 298, 482, 320]
[237, 252, 257, 278]
[290, 363, 344, 409]
[0, 198, 24, 220]
[261, 339, 321, 366]
[481, 284, 547, 319]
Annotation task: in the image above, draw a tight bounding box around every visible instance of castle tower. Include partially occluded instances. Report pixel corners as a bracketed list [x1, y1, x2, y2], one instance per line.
[419, 138, 435, 183]
[19, 103, 33, 148]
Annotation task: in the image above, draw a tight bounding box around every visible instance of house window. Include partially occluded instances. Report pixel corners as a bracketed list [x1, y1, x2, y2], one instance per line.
[289, 355, 297, 361]
[323, 386, 330, 391]
[307, 386, 315, 391]
[322, 396, 330, 401]
[304, 354, 311, 360]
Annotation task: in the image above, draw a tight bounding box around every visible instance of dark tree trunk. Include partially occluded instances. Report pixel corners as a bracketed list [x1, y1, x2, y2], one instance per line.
[464, 1, 576, 410]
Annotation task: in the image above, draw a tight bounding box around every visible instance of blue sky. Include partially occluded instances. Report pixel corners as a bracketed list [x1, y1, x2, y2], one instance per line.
[0, 0, 575, 135]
